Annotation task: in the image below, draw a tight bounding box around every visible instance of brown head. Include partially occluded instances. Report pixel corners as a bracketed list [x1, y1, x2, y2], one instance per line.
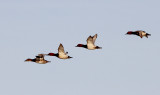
[25, 59, 33, 62]
[76, 44, 84, 47]
[47, 53, 55, 56]
[47, 53, 59, 57]
[76, 44, 87, 49]
[126, 31, 133, 35]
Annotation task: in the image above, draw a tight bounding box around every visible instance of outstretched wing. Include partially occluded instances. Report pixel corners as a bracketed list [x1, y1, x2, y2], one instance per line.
[36, 54, 45, 61]
[87, 36, 94, 45]
[58, 43, 69, 59]
[58, 43, 66, 55]
[86, 35, 95, 48]
[92, 34, 97, 44]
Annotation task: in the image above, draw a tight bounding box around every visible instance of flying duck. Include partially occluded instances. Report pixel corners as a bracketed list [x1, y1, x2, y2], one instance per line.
[76, 34, 102, 50]
[126, 30, 151, 38]
[47, 43, 72, 59]
[25, 54, 50, 64]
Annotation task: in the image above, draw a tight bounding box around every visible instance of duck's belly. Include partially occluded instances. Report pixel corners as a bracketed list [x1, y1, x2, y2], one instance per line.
[36, 61, 46, 64]
[88, 47, 95, 50]
[59, 55, 68, 59]
[87, 44, 95, 50]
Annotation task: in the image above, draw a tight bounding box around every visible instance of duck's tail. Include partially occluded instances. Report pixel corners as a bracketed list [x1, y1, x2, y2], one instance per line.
[96, 46, 102, 49]
[146, 33, 151, 38]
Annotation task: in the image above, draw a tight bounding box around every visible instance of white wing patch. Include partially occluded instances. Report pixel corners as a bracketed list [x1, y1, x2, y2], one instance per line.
[92, 34, 97, 44]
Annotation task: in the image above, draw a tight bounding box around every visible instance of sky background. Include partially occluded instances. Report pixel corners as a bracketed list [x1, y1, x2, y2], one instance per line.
[0, 0, 160, 95]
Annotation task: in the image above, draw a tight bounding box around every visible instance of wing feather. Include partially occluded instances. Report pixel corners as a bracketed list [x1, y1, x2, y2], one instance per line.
[86, 35, 96, 49]
[36, 54, 45, 61]
[87, 36, 94, 45]
[92, 34, 97, 44]
[58, 43, 65, 55]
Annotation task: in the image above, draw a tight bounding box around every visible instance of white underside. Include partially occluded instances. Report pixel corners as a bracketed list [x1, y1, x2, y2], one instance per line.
[36, 61, 47, 64]
[59, 53, 68, 59]
[87, 43, 96, 50]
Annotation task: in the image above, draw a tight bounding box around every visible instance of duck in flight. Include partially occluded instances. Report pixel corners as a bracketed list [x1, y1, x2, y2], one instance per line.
[126, 30, 151, 38]
[76, 34, 102, 50]
[47, 43, 72, 59]
[25, 54, 50, 64]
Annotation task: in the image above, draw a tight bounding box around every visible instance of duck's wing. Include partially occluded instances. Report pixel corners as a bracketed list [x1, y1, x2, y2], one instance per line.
[87, 36, 94, 45]
[137, 31, 143, 38]
[58, 43, 66, 55]
[134, 31, 142, 38]
[38, 54, 45, 57]
[92, 34, 97, 44]
[35, 56, 40, 61]
[36, 54, 45, 61]
[87, 35, 95, 48]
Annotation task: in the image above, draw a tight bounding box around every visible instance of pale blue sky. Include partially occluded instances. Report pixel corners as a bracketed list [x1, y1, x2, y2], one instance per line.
[0, 0, 160, 95]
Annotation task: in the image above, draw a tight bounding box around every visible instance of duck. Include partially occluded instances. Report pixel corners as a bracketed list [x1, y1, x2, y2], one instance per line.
[47, 43, 72, 59]
[25, 54, 50, 64]
[126, 30, 151, 38]
[76, 34, 102, 50]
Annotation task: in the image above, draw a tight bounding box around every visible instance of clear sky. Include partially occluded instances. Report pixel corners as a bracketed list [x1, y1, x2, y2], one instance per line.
[0, 0, 160, 95]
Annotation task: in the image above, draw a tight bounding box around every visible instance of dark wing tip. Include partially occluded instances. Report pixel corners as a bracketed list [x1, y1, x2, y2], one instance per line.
[59, 43, 63, 47]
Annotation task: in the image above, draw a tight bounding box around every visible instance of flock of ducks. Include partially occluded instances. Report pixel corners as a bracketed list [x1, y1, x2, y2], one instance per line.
[25, 30, 151, 64]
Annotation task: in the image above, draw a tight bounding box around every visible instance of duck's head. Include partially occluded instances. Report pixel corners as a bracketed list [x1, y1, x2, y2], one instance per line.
[126, 31, 133, 35]
[47, 53, 56, 56]
[76, 44, 84, 47]
[25, 59, 33, 62]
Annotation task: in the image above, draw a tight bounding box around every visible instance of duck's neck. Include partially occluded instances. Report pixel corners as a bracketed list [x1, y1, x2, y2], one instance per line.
[54, 53, 59, 57]
[82, 45, 87, 48]
[32, 59, 36, 62]
[132, 32, 139, 35]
